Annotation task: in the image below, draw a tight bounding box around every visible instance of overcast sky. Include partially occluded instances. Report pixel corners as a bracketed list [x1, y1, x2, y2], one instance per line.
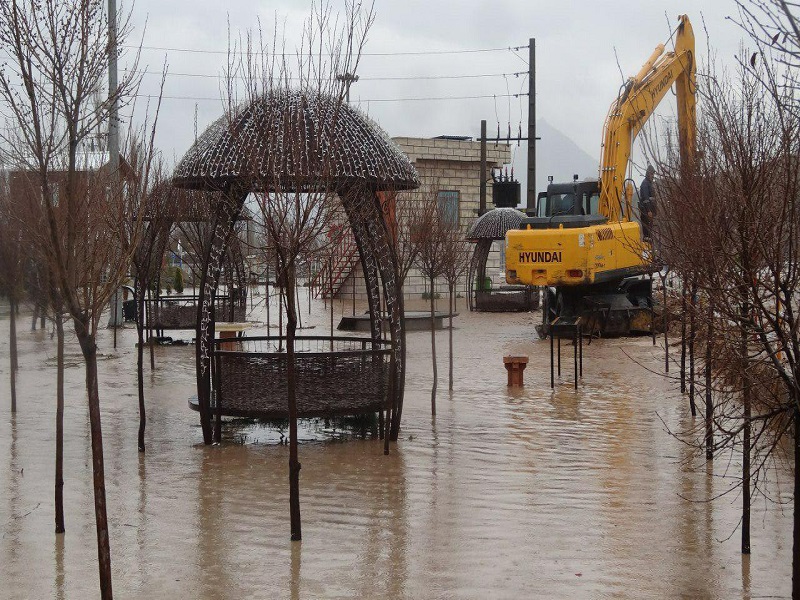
[124, 0, 756, 191]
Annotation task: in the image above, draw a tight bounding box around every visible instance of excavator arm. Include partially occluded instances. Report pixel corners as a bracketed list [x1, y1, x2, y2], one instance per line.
[599, 14, 696, 222]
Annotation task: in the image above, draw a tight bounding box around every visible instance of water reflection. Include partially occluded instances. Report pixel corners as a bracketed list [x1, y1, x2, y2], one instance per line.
[290, 540, 301, 600]
[193, 422, 409, 599]
[54, 533, 65, 600]
[742, 553, 752, 600]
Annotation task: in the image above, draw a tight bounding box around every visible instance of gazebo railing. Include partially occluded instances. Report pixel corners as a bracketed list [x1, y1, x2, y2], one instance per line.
[211, 335, 391, 420]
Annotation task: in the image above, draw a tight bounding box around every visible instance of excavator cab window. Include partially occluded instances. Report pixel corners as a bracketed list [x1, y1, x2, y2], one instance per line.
[536, 191, 547, 217]
[584, 191, 600, 215]
[550, 193, 576, 216]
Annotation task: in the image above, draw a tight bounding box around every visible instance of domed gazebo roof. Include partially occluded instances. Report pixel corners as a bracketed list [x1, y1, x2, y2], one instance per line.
[466, 207, 526, 241]
[172, 90, 419, 193]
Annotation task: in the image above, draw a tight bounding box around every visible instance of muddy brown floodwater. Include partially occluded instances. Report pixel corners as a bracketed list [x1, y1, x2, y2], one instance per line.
[0, 291, 793, 599]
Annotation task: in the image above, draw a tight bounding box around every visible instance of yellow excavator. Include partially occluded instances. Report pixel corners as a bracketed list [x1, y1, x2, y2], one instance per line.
[506, 14, 696, 336]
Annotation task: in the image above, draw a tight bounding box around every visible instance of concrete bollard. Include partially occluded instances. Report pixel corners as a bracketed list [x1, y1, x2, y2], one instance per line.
[503, 355, 529, 387]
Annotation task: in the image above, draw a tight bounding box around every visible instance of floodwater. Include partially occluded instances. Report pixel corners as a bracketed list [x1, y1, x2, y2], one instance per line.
[0, 290, 793, 599]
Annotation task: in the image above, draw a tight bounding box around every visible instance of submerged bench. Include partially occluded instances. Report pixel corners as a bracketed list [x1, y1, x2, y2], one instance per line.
[146, 295, 246, 330]
[204, 335, 392, 420]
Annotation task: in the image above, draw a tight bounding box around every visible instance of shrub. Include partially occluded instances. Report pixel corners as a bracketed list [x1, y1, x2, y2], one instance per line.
[174, 267, 184, 294]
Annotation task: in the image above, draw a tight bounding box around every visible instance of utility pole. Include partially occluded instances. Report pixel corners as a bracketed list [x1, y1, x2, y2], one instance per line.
[336, 73, 359, 103]
[108, 0, 122, 332]
[108, 0, 119, 175]
[479, 119, 487, 215]
[527, 38, 536, 213]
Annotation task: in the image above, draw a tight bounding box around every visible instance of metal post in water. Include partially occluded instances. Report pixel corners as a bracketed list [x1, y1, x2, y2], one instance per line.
[550, 330, 554, 389]
[574, 328, 578, 390]
[557, 335, 561, 377]
[651, 274, 656, 346]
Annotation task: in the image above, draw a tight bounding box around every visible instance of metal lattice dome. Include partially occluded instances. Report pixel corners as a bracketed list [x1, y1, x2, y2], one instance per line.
[466, 207, 526, 241]
[172, 90, 419, 192]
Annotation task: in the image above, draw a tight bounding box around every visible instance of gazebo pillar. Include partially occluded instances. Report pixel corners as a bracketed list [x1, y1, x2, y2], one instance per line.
[340, 186, 406, 442]
[195, 185, 248, 444]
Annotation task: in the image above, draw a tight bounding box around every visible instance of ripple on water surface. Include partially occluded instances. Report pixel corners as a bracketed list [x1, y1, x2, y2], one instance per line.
[0, 300, 793, 599]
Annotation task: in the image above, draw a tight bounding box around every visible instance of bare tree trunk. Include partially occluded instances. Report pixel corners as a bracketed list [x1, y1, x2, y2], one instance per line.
[284, 263, 302, 541]
[75, 323, 113, 599]
[278, 282, 284, 352]
[296, 272, 303, 330]
[55, 312, 65, 533]
[112, 289, 118, 350]
[793, 403, 800, 599]
[266, 265, 271, 332]
[329, 256, 334, 350]
[705, 299, 713, 461]
[136, 289, 146, 453]
[147, 285, 155, 371]
[448, 283, 454, 391]
[741, 299, 751, 554]
[681, 283, 687, 394]
[430, 275, 437, 415]
[9, 295, 17, 412]
[688, 282, 697, 417]
[662, 272, 669, 373]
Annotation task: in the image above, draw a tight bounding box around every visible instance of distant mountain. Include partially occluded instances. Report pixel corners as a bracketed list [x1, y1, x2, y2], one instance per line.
[534, 119, 599, 189]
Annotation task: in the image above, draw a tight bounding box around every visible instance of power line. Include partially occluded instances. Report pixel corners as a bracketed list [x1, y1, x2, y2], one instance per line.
[124, 44, 529, 57]
[135, 69, 527, 82]
[2, 78, 528, 103]
[135, 92, 529, 103]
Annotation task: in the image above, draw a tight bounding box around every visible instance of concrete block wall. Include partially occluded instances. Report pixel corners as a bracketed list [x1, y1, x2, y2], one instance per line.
[333, 136, 512, 303]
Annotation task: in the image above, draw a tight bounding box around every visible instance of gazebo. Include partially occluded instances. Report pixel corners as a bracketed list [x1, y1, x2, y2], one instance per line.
[466, 207, 538, 312]
[171, 90, 419, 445]
[131, 186, 250, 340]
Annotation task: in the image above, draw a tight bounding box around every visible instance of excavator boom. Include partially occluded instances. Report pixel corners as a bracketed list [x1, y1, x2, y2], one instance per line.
[600, 14, 695, 221]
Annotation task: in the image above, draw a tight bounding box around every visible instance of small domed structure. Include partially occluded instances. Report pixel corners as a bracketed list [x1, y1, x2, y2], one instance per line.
[466, 207, 526, 241]
[466, 208, 538, 313]
[172, 90, 418, 446]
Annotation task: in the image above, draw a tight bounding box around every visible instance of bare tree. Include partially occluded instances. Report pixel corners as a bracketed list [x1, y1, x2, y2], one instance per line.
[0, 173, 22, 412]
[0, 1, 160, 596]
[652, 40, 800, 595]
[440, 211, 470, 391]
[131, 170, 174, 453]
[225, 0, 375, 540]
[413, 186, 445, 413]
[393, 191, 424, 291]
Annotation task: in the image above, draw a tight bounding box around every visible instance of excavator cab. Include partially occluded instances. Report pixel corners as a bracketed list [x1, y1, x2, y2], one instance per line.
[533, 180, 602, 218]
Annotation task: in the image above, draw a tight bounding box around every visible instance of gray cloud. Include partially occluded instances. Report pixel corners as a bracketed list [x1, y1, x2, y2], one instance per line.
[124, 0, 752, 192]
